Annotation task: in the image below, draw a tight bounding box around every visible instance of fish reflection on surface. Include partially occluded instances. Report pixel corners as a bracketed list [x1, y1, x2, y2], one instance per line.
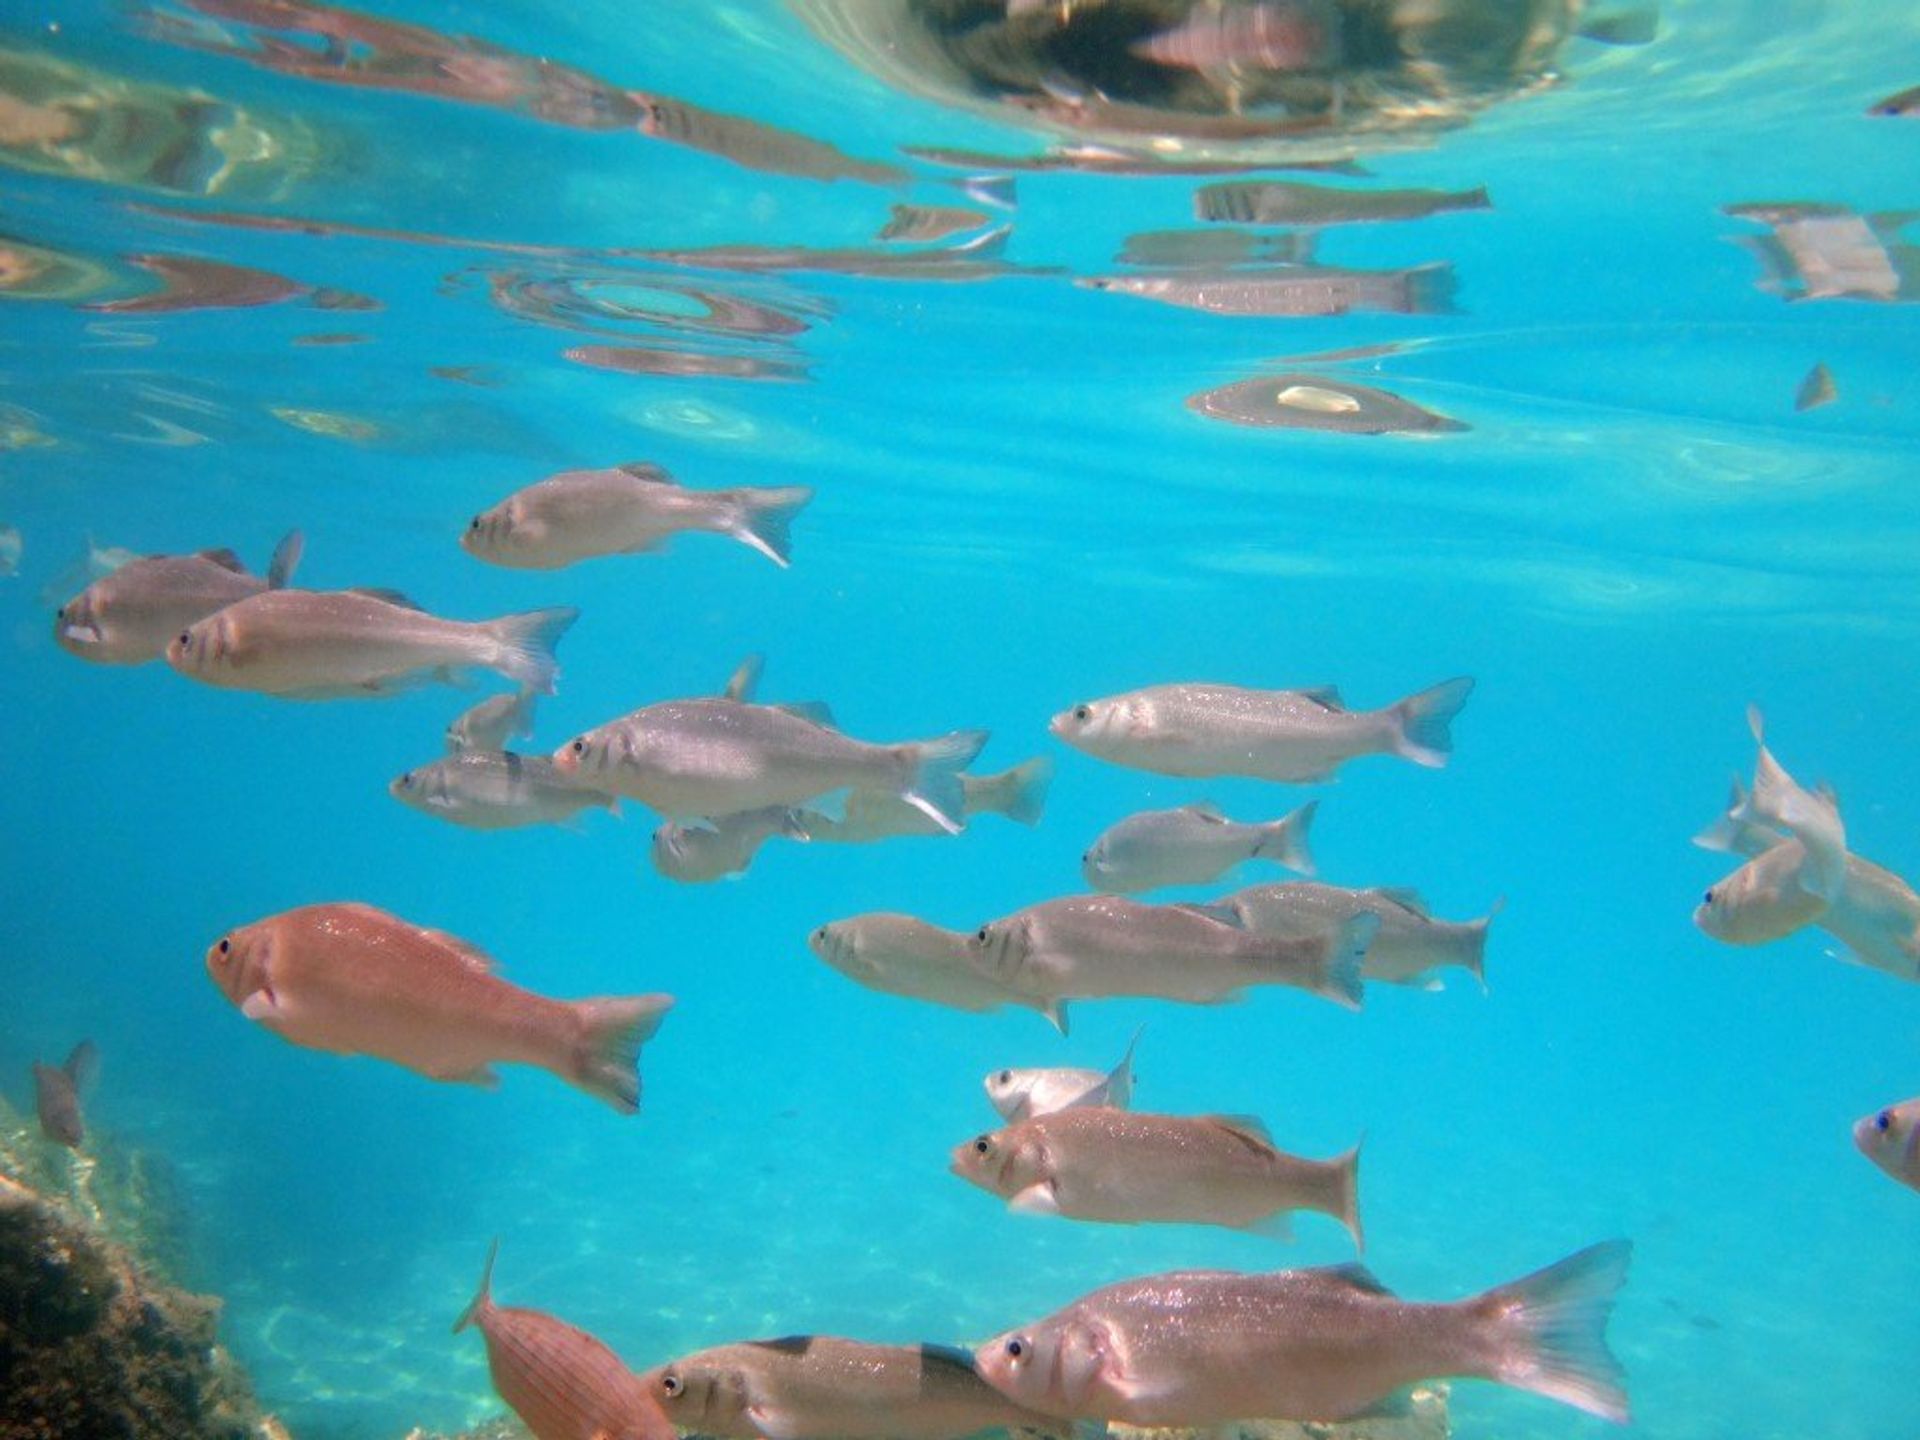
[88, 254, 305, 313]
[877, 204, 993, 243]
[1725, 203, 1920, 302]
[1081, 263, 1455, 317]
[1119, 228, 1314, 267]
[1189, 374, 1466, 434]
[0, 237, 118, 302]
[907, 142, 1368, 177]
[474, 265, 825, 341]
[628, 228, 1041, 284]
[1195, 179, 1491, 226]
[565, 346, 812, 383]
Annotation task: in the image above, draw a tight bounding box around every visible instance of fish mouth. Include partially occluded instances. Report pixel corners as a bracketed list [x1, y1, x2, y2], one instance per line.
[1045, 712, 1070, 737]
[59, 622, 101, 647]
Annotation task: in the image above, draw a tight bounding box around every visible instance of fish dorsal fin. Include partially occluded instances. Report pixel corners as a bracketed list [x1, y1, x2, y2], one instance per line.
[1181, 802, 1230, 824]
[1173, 901, 1245, 928]
[723, 653, 764, 703]
[1297, 685, 1345, 711]
[617, 462, 677, 486]
[1314, 1262, 1393, 1296]
[1369, 886, 1429, 917]
[1204, 1113, 1274, 1148]
[196, 547, 248, 573]
[775, 700, 837, 728]
[419, 926, 499, 974]
[348, 586, 426, 611]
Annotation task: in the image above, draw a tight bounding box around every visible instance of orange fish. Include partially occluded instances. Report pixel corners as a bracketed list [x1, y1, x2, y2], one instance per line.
[456, 1241, 675, 1440]
[207, 902, 671, 1111]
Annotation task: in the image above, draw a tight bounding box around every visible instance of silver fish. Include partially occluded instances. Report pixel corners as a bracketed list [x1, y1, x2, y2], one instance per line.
[462, 464, 813, 571]
[1854, 1099, 1920, 1192]
[1188, 375, 1467, 434]
[985, 1028, 1139, 1122]
[970, 895, 1373, 1011]
[877, 204, 991, 243]
[952, 1109, 1361, 1246]
[808, 913, 1061, 1029]
[975, 1243, 1632, 1424]
[1077, 265, 1454, 318]
[1195, 182, 1490, 227]
[32, 1040, 97, 1149]
[55, 530, 302, 665]
[1052, 679, 1474, 783]
[651, 807, 809, 884]
[447, 689, 538, 753]
[1083, 801, 1316, 893]
[167, 588, 578, 698]
[1225, 883, 1495, 990]
[555, 699, 987, 832]
[802, 759, 1053, 843]
[391, 751, 617, 831]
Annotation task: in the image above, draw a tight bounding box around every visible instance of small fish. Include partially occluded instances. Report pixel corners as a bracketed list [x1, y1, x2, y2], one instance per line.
[1052, 678, 1474, 783]
[556, 699, 987, 832]
[1189, 375, 1466, 434]
[448, 689, 539, 753]
[1132, 0, 1342, 73]
[391, 751, 617, 831]
[808, 913, 1059, 1028]
[0, 523, 19, 577]
[985, 1028, 1140, 1123]
[55, 530, 302, 665]
[32, 1040, 97, 1149]
[1854, 1099, 1920, 1192]
[644, 1336, 1071, 1440]
[953, 1109, 1361, 1245]
[167, 588, 578, 697]
[1794, 362, 1837, 412]
[1869, 84, 1920, 116]
[1079, 264, 1454, 317]
[1226, 883, 1495, 990]
[877, 205, 990, 243]
[802, 759, 1053, 843]
[975, 1243, 1632, 1424]
[1195, 182, 1490, 227]
[971, 895, 1374, 1011]
[207, 902, 671, 1110]
[462, 464, 814, 571]
[1083, 801, 1316, 893]
[651, 807, 809, 884]
[455, 1241, 673, 1440]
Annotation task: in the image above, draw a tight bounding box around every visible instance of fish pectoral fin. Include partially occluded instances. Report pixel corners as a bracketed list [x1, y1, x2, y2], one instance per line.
[440, 1065, 501, 1089]
[1008, 1182, 1062, 1216]
[745, 1404, 808, 1440]
[238, 988, 283, 1024]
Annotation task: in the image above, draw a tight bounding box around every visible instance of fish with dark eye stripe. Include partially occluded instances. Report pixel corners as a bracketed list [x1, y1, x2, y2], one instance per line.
[456, 1241, 673, 1440]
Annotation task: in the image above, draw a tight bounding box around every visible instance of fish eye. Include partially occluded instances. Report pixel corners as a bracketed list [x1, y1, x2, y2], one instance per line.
[1877, 1111, 1894, 1133]
[571, 738, 586, 755]
[399, 773, 414, 788]
[217, 938, 230, 957]
[1006, 1339, 1024, 1359]
[661, 1373, 683, 1398]
[976, 926, 990, 943]
[1072, 704, 1091, 721]
[55, 606, 64, 620]
[996, 1070, 1012, 1085]
[1702, 889, 1714, 905]
[178, 632, 192, 647]
[973, 1137, 991, 1155]
[468, 515, 482, 530]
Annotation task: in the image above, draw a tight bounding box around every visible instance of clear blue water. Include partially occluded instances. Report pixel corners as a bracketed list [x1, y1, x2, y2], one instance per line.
[3, 3, 1918, 1437]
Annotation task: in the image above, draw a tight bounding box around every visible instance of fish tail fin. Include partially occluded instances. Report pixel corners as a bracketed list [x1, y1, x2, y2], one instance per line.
[1746, 707, 1847, 900]
[486, 606, 580, 694]
[730, 486, 813, 568]
[1039, 998, 1070, 1036]
[1106, 1025, 1144, 1109]
[1302, 912, 1373, 1010]
[1462, 899, 1502, 993]
[570, 994, 674, 1113]
[62, 1039, 99, 1093]
[900, 729, 991, 834]
[504, 687, 540, 743]
[266, 529, 304, 589]
[1693, 775, 1754, 853]
[1253, 799, 1317, 876]
[977, 757, 1054, 825]
[453, 1238, 500, 1333]
[722, 652, 764, 702]
[1475, 1240, 1633, 1423]
[1331, 1138, 1364, 1253]
[1406, 263, 1457, 315]
[1389, 676, 1474, 767]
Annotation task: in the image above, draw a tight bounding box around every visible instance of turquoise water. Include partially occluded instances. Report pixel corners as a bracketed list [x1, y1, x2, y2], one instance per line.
[3, 2, 1919, 1437]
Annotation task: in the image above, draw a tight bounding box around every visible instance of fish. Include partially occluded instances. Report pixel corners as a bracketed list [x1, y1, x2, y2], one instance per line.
[1132, 1, 1341, 73]
[986, 1028, 1140, 1123]
[166, 588, 578, 697]
[1188, 375, 1466, 434]
[1724, 203, 1919, 302]
[455, 1241, 673, 1440]
[634, 94, 907, 187]
[1195, 182, 1490, 227]
[206, 902, 671, 1111]
[651, 807, 810, 884]
[32, 1040, 98, 1149]
[1854, 1099, 1920, 1192]
[37, 535, 141, 608]
[461, 464, 814, 570]
[54, 530, 302, 665]
[877, 205, 990, 243]
[807, 913, 1060, 1029]
[391, 751, 618, 831]
[1225, 883, 1494, 990]
[1051, 678, 1474, 783]
[974, 1242, 1632, 1424]
[1867, 84, 1920, 117]
[970, 895, 1374, 1011]
[1078, 265, 1454, 317]
[447, 689, 539, 753]
[1794, 362, 1837, 411]
[555, 699, 987, 832]
[0, 523, 19, 577]
[952, 1109, 1361, 1246]
[801, 759, 1053, 843]
[1083, 801, 1316, 893]
[643, 1336, 1072, 1440]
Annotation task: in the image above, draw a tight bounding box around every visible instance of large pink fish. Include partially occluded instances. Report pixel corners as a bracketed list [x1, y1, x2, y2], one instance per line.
[455, 1241, 673, 1440]
[206, 902, 670, 1111]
